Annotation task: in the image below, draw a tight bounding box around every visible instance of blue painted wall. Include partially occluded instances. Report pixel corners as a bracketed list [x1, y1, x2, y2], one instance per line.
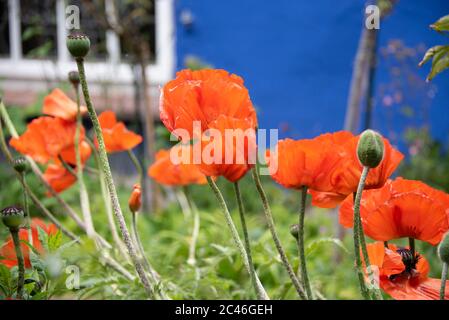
[175, 0, 449, 149]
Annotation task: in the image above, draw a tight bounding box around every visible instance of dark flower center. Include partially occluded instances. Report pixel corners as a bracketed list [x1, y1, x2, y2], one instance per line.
[388, 248, 421, 281]
[396, 248, 420, 273]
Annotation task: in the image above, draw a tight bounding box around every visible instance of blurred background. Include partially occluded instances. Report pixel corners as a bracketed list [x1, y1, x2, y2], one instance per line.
[0, 0, 449, 299]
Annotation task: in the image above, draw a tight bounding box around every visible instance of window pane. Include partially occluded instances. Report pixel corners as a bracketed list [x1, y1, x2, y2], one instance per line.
[68, 0, 108, 60]
[21, 0, 57, 59]
[117, 0, 156, 62]
[0, 1, 9, 57]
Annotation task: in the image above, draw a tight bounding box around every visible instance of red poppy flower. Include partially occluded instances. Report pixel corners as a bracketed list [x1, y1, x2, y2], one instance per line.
[9, 116, 86, 164]
[0, 218, 58, 268]
[160, 69, 258, 141]
[266, 131, 354, 190]
[42, 88, 87, 121]
[148, 144, 208, 186]
[339, 178, 449, 245]
[96, 111, 142, 153]
[129, 184, 142, 213]
[196, 115, 257, 182]
[365, 242, 449, 300]
[43, 164, 77, 194]
[309, 133, 404, 208]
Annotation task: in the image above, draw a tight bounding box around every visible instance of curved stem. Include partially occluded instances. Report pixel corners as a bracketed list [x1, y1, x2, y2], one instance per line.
[20, 173, 32, 245]
[0, 111, 78, 241]
[298, 186, 313, 299]
[85, 138, 128, 259]
[76, 58, 154, 299]
[11, 230, 25, 299]
[440, 262, 448, 300]
[1, 101, 87, 232]
[130, 211, 168, 299]
[74, 85, 95, 237]
[183, 187, 199, 266]
[233, 181, 267, 300]
[251, 168, 307, 299]
[354, 166, 382, 300]
[127, 150, 143, 186]
[207, 177, 269, 300]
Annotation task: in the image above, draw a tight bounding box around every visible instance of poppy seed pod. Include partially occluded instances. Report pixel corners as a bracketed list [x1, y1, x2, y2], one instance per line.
[1, 206, 25, 231]
[438, 232, 449, 264]
[357, 129, 385, 168]
[68, 71, 80, 86]
[13, 157, 29, 173]
[290, 224, 299, 240]
[66, 32, 90, 59]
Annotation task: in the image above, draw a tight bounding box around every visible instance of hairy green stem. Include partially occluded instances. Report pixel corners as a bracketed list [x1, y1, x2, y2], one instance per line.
[11, 230, 25, 299]
[298, 186, 313, 299]
[85, 138, 128, 259]
[130, 210, 168, 299]
[207, 177, 269, 300]
[0, 101, 89, 233]
[440, 262, 448, 300]
[183, 187, 200, 266]
[74, 85, 95, 237]
[0, 101, 138, 281]
[76, 58, 154, 299]
[127, 150, 143, 186]
[251, 167, 307, 299]
[233, 181, 267, 300]
[20, 173, 32, 245]
[353, 166, 382, 300]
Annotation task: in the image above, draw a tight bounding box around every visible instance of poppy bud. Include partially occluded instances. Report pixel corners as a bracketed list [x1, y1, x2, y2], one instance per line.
[438, 232, 449, 265]
[1, 206, 25, 231]
[67, 32, 90, 59]
[290, 224, 299, 240]
[357, 129, 385, 168]
[13, 157, 29, 173]
[68, 71, 80, 86]
[128, 184, 142, 213]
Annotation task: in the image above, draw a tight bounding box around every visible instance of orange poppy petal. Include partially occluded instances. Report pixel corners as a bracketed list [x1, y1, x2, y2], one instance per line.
[98, 110, 118, 129]
[43, 164, 77, 194]
[381, 277, 449, 300]
[311, 190, 348, 209]
[160, 69, 257, 141]
[9, 117, 79, 164]
[148, 145, 208, 186]
[0, 219, 57, 269]
[42, 88, 87, 121]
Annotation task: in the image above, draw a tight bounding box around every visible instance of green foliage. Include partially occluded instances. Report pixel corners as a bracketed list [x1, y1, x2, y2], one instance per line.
[399, 127, 449, 192]
[419, 14, 449, 80]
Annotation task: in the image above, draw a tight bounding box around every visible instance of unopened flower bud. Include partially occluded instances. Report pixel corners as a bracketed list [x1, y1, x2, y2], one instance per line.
[129, 184, 142, 213]
[68, 71, 80, 86]
[67, 32, 90, 59]
[13, 157, 29, 173]
[357, 129, 385, 168]
[290, 224, 299, 240]
[438, 232, 449, 264]
[1, 206, 25, 231]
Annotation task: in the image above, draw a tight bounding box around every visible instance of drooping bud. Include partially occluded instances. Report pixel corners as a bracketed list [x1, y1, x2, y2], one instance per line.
[357, 129, 385, 168]
[67, 32, 90, 59]
[438, 231, 449, 265]
[13, 157, 29, 173]
[290, 224, 299, 240]
[128, 184, 142, 213]
[1, 206, 25, 231]
[68, 71, 80, 87]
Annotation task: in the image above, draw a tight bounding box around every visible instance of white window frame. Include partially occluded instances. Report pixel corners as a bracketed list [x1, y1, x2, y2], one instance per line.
[0, 0, 175, 86]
